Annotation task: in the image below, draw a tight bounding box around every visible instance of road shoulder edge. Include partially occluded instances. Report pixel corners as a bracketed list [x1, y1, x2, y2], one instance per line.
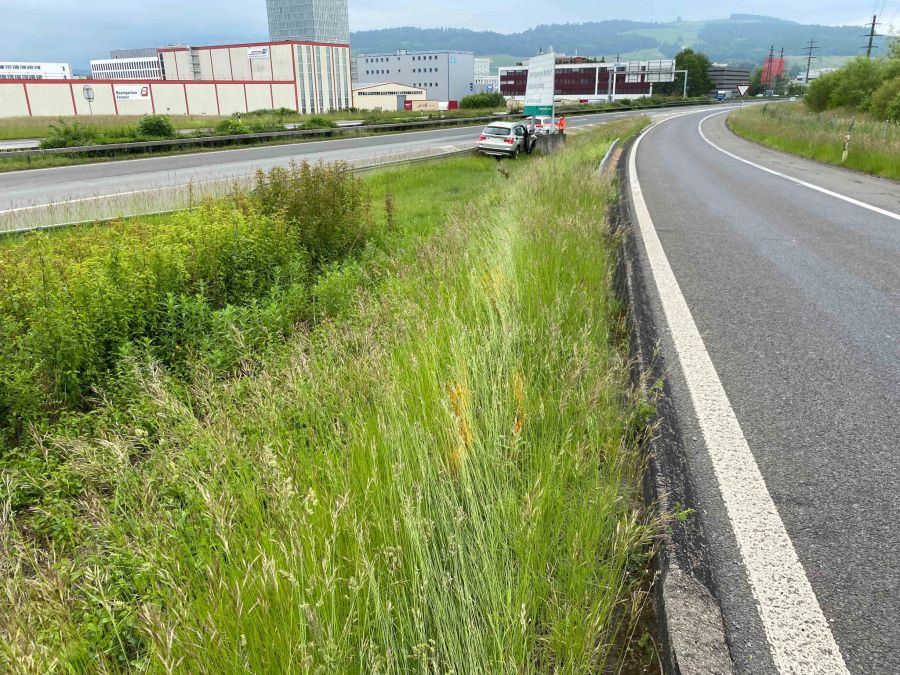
[721, 109, 900, 186]
[612, 133, 734, 675]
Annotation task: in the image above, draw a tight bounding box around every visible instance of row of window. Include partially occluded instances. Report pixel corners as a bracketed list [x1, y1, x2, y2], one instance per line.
[0, 64, 50, 70]
[94, 61, 159, 71]
[358, 90, 423, 96]
[414, 83, 438, 88]
[364, 67, 439, 76]
[0, 74, 47, 79]
[363, 54, 441, 64]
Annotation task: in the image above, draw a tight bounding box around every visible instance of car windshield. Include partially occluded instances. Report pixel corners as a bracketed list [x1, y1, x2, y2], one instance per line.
[483, 126, 511, 136]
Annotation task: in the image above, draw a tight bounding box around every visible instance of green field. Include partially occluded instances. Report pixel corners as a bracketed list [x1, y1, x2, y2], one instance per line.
[728, 103, 900, 181]
[0, 120, 661, 672]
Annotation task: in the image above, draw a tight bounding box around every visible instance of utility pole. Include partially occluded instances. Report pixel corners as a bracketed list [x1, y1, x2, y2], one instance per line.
[778, 46, 785, 95]
[864, 15, 879, 58]
[764, 45, 775, 93]
[802, 38, 820, 84]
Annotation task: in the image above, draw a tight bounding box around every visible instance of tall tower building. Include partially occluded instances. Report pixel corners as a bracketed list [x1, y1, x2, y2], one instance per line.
[266, 0, 350, 44]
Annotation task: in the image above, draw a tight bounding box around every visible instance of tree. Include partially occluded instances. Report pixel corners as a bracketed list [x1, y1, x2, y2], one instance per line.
[748, 67, 763, 95]
[675, 48, 714, 97]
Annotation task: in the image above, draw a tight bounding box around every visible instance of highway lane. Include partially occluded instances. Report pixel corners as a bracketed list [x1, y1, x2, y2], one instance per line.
[631, 108, 899, 672]
[0, 107, 724, 215]
[0, 111, 614, 212]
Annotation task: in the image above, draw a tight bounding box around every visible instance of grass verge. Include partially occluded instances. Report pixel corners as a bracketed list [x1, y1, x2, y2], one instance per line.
[728, 102, 900, 180]
[0, 120, 659, 672]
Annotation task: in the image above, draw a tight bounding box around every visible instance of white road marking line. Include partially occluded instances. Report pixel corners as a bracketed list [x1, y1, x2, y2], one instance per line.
[630, 118, 850, 674]
[698, 110, 900, 223]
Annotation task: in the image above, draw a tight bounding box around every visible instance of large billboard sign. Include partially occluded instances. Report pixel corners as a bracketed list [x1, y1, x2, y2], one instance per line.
[524, 52, 555, 117]
[248, 46, 271, 60]
[114, 84, 150, 101]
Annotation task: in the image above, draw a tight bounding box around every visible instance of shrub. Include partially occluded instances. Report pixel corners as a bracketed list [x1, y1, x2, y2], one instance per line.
[805, 70, 841, 112]
[252, 161, 372, 265]
[870, 74, 900, 120]
[214, 118, 249, 135]
[304, 116, 337, 129]
[137, 114, 176, 138]
[459, 92, 506, 109]
[40, 120, 101, 148]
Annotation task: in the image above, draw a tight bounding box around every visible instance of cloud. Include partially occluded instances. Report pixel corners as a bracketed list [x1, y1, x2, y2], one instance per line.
[0, 0, 876, 68]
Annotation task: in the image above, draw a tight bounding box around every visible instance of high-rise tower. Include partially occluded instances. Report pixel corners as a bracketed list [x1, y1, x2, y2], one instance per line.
[266, 0, 349, 44]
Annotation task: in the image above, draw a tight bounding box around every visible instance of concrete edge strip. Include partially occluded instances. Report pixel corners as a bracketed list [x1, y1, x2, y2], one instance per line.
[614, 132, 734, 675]
[628, 116, 849, 673]
[598, 137, 620, 175]
[698, 110, 900, 223]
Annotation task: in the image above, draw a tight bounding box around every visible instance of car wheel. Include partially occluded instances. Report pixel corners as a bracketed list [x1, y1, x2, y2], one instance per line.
[512, 147, 519, 159]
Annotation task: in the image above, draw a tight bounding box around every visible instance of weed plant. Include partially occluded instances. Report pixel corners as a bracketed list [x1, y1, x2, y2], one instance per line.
[0, 122, 658, 672]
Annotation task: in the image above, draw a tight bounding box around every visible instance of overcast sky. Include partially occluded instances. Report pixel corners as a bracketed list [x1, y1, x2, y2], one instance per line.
[1, 0, 892, 68]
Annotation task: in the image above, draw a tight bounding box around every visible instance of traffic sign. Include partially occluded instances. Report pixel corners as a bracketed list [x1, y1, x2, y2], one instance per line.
[736, 84, 750, 97]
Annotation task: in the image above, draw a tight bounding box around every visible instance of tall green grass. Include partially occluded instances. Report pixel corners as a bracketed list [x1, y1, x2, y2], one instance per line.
[0, 122, 658, 672]
[728, 103, 900, 180]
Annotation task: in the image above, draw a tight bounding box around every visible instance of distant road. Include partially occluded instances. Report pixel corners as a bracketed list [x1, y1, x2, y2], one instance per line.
[630, 107, 899, 673]
[0, 107, 722, 217]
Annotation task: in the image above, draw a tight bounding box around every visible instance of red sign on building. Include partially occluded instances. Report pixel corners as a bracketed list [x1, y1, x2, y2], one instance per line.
[761, 57, 785, 85]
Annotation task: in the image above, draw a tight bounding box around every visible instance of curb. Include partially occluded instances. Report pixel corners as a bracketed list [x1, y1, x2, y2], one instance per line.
[611, 132, 734, 675]
[598, 138, 620, 175]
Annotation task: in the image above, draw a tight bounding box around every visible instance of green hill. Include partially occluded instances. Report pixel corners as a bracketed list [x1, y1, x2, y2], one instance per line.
[350, 14, 887, 68]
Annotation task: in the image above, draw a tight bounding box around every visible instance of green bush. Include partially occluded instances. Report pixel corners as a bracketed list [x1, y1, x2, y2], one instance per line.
[137, 114, 175, 138]
[304, 116, 337, 129]
[870, 74, 900, 120]
[214, 118, 249, 135]
[459, 92, 506, 109]
[252, 161, 372, 265]
[40, 120, 101, 148]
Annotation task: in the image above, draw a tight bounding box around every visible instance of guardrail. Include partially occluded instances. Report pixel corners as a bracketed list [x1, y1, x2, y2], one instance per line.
[2, 99, 717, 159]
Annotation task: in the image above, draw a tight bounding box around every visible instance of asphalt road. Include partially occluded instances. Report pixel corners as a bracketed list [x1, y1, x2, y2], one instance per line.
[631, 108, 899, 673]
[0, 107, 723, 214]
[0, 111, 597, 211]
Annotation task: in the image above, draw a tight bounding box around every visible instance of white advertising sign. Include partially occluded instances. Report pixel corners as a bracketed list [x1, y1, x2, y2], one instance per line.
[248, 46, 270, 60]
[524, 52, 555, 117]
[114, 84, 150, 101]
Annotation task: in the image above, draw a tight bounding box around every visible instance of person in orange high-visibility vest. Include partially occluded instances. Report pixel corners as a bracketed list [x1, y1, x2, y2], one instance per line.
[557, 115, 566, 134]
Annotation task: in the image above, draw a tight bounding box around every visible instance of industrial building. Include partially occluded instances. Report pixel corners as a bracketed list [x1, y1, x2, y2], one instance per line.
[0, 62, 72, 80]
[91, 56, 164, 81]
[354, 50, 475, 102]
[708, 64, 751, 95]
[266, 0, 349, 43]
[0, 39, 351, 118]
[500, 58, 676, 102]
[352, 82, 426, 111]
[0, 0, 352, 118]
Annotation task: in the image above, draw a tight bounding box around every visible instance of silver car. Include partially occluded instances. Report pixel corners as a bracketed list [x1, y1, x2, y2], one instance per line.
[477, 121, 530, 158]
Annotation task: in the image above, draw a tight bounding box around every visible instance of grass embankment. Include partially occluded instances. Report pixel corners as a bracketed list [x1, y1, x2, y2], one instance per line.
[728, 102, 900, 180]
[1, 120, 658, 672]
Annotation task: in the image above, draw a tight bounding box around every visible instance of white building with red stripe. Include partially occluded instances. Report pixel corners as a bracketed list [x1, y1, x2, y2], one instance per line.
[0, 39, 351, 118]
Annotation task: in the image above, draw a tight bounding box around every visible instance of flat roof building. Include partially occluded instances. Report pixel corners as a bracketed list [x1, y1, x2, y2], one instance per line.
[0, 61, 71, 80]
[266, 0, 349, 43]
[158, 40, 351, 113]
[708, 65, 751, 95]
[352, 82, 426, 111]
[500, 59, 675, 102]
[355, 50, 475, 102]
[91, 56, 163, 81]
